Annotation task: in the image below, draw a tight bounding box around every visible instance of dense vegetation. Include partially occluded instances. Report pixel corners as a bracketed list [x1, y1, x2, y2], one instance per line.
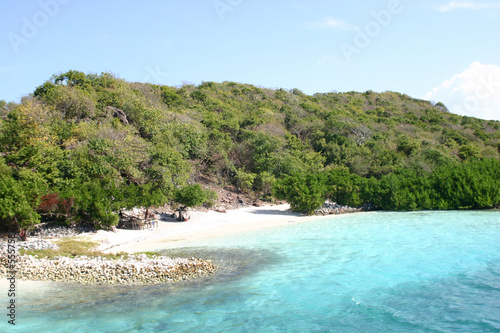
[1, 71, 499, 236]
[274, 159, 500, 214]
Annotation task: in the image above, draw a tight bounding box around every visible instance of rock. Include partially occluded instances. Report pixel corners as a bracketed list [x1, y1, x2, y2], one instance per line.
[28, 225, 92, 238]
[107, 106, 129, 125]
[0, 253, 217, 285]
[215, 206, 227, 213]
[314, 200, 363, 216]
[253, 200, 264, 207]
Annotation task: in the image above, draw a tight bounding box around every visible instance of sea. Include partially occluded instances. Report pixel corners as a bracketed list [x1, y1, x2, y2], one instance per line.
[5, 210, 500, 332]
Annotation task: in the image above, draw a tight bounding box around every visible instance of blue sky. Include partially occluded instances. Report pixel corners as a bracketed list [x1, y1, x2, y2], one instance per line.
[1, 0, 499, 120]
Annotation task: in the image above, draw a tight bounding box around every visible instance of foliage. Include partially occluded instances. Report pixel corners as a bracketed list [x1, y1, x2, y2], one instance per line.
[37, 192, 76, 224]
[255, 171, 276, 198]
[430, 158, 500, 209]
[1, 71, 500, 229]
[70, 179, 122, 228]
[367, 158, 500, 210]
[235, 169, 256, 193]
[174, 184, 210, 208]
[325, 168, 366, 207]
[274, 173, 326, 214]
[0, 173, 42, 239]
[274, 158, 500, 213]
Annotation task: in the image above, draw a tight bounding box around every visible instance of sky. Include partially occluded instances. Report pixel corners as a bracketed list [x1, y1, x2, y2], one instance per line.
[1, 0, 499, 120]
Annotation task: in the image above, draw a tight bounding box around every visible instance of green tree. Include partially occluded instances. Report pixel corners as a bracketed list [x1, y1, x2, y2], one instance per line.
[274, 173, 326, 214]
[431, 159, 500, 209]
[71, 179, 123, 229]
[325, 168, 366, 207]
[174, 184, 208, 208]
[174, 184, 213, 220]
[160, 86, 182, 106]
[255, 171, 276, 198]
[235, 169, 256, 193]
[0, 174, 41, 239]
[458, 144, 480, 161]
[370, 168, 432, 211]
[124, 183, 168, 219]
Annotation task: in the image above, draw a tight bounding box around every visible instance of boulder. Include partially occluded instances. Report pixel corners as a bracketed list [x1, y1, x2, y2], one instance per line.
[253, 200, 265, 207]
[215, 206, 227, 213]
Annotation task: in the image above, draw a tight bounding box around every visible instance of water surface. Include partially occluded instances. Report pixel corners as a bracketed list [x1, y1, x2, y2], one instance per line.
[6, 211, 500, 332]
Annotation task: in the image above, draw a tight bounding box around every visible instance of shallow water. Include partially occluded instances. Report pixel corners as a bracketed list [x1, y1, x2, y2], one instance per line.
[5, 211, 500, 332]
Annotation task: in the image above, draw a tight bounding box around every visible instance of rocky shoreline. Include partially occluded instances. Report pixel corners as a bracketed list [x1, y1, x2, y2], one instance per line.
[0, 232, 217, 285]
[28, 224, 94, 238]
[0, 251, 217, 285]
[314, 201, 365, 215]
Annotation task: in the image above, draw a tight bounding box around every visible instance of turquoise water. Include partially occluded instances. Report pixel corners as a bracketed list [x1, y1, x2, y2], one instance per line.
[8, 211, 500, 332]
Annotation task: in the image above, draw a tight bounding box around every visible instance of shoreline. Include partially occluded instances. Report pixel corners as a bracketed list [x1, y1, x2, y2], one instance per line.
[90, 204, 331, 254]
[3, 203, 363, 255]
[1, 204, 359, 285]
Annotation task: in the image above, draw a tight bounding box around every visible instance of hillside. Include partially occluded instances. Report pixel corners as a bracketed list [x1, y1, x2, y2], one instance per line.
[1, 71, 499, 234]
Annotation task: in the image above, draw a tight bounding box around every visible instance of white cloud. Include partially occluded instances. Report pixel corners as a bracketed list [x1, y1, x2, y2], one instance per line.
[307, 17, 358, 31]
[424, 62, 500, 121]
[437, 1, 500, 12]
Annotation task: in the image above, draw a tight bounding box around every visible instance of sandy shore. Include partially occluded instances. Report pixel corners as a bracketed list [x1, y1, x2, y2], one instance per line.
[1, 204, 356, 285]
[86, 204, 322, 254]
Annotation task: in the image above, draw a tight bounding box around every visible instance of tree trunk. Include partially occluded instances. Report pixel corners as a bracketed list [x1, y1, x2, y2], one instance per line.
[19, 228, 27, 241]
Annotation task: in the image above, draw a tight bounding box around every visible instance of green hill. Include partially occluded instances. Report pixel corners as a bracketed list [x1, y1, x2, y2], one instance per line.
[1, 71, 499, 235]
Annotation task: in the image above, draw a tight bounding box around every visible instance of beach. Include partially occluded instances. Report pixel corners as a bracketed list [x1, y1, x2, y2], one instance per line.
[1, 203, 356, 285]
[89, 204, 318, 254]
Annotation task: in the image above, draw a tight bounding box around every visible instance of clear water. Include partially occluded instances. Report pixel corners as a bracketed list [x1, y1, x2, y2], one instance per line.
[8, 211, 500, 332]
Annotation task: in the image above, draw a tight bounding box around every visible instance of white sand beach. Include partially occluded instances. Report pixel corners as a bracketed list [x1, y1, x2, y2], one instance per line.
[87, 204, 323, 254]
[1, 204, 358, 286]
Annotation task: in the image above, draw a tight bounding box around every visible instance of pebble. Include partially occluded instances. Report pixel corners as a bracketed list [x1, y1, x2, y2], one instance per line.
[0, 239, 58, 251]
[28, 225, 93, 238]
[0, 251, 217, 285]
